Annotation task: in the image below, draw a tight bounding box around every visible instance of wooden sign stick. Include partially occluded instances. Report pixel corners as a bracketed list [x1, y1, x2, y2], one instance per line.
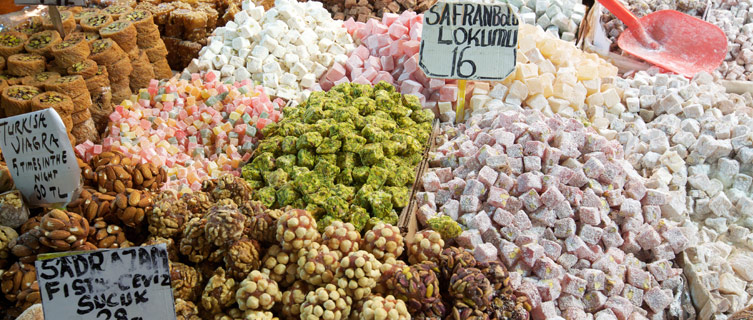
[48, 5, 65, 37]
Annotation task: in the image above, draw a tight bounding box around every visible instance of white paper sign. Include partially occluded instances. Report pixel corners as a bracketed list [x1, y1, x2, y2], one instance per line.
[419, 0, 519, 80]
[35, 244, 176, 320]
[0, 108, 80, 206]
[14, 0, 87, 5]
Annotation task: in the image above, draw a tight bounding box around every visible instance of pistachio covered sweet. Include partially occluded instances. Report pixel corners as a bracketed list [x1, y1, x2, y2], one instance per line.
[242, 82, 433, 227]
[438, 247, 477, 282]
[335, 250, 381, 301]
[374, 257, 407, 296]
[449, 268, 493, 311]
[300, 283, 352, 320]
[427, 215, 462, 240]
[275, 209, 320, 252]
[388, 263, 445, 317]
[406, 230, 444, 265]
[363, 222, 404, 262]
[448, 302, 490, 320]
[236, 270, 281, 311]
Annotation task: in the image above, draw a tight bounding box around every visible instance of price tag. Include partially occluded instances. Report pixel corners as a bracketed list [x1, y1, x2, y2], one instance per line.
[35, 244, 176, 320]
[14, 0, 87, 5]
[419, 0, 519, 81]
[0, 108, 80, 207]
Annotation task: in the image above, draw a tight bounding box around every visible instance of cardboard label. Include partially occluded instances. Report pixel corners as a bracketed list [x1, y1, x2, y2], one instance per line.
[35, 244, 176, 320]
[14, 0, 87, 5]
[0, 108, 80, 206]
[420, 0, 519, 80]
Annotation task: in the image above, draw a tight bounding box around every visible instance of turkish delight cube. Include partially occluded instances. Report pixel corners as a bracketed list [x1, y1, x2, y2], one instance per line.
[496, 172, 516, 191]
[595, 308, 618, 320]
[486, 155, 509, 170]
[501, 225, 521, 242]
[533, 300, 558, 319]
[661, 227, 688, 253]
[482, 228, 503, 248]
[524, 156, 542, 172]
[459, 195, 481, 213]
[516, 281, 542, 309]
[602, 223, 624, 248]
[513, 210, 533, 230]
[563, 307, 588, 320]
[478, 166, 499, 188]
[531, 208, 556, 227]
[554, 218, 577, 238]
[642, 189, 668, 206]
[627, 267, 651, 290]
[621, 232, 641, 254]
[493, 208, 514, 226]
[520, 189, 543, 211]
[625, 178, 647, 200]
[580, 224, 604, 245]
[456, 229, 483, 249]
[541, 239, 562, 260]
[606, 247, 626, 264]
[583, 268, 607, 292]
[416, 192, 436, 210]
[474, 242, 499, 263]
[441, 199, 460, 220]
[622, 284, 645, 307]
[647, 259, 671, 282]
[579, 207, 601, 226]
[463, 179, 487, 198]
[521, 242, 545, 267]
[448, 178, 467, 196]
[620, 198, 642, 218]
[559, 294, 586, 311]
[517, 172, 543, 194]
[534, 256, 561, 280]
[584, 158, 606, 179]
[435, 167, 453, 183]
[536, 278, 563, 301]
[561, 273, 588, 298]
[561, 185, 583, 207]
[651, 244, 675, 261]
[417, 205, 438, 225]
[606, 275, 625, 297]
[636, 224, 662, 250]
[643, 287, 672, 313]
[435, 189, 452, 206]
[422, 172, 441, 192]
[553, 201, 574, 219]
[558, 253, 578, 270]
[584, 291, 608, 313]
[499, 239, 521, 267]
[606, 296, 634, 320]
[541, 187, 566, 208]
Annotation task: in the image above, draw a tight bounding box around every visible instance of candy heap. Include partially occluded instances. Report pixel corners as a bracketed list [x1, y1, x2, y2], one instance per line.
[128, 0, 244, 70]
[601, 69, 753, 316]
[512, 0, 587, 41]
[707, 0, 753, 81]
[186, 0, 355, 103]
[242, 81, 433, 231]
[75, 73, 282, 193]
[318, 0, 436, 22]
[418, 109, 690, 318]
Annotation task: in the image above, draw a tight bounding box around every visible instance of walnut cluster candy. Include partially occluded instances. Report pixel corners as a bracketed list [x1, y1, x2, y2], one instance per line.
[406, 230, 444, 265]
[39, 209, 89, 251]
[0, 190, 29, 229]
[276, 209, 320, 252]
[201, 267, 236, 314]
[180, 217, 212, 263]
[142, 236, 178, 261]
[363, 222, 404, 262]
[170, 262, 202, 302]
[300, 283, 352, 320]
[246, 206, 284, 244]
[224, 238, 262, 280]
[0, 226, 18, 267]
[203, 173, 253, 206]
[204, 202, 246, 247]
[174, 298, 201, 320]
[181, 191, 212, 216]
[236, 270, 281, 311]
[148, 191, 192, 238]
[335, 250, 382, 301]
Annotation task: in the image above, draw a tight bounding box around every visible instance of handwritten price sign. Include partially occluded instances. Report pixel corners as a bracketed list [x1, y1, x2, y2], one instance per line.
[419, 0, 519, 81]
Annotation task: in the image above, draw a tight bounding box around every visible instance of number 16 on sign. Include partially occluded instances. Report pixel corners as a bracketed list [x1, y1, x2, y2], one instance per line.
[419, 0, 519, 123]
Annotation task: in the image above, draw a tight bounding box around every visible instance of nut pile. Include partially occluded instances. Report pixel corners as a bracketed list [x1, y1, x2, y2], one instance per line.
[242, 81, 433, 230]
[419, 108, 690, 318]
[317, 0, 436, 22]
[186, 0, 355, 103]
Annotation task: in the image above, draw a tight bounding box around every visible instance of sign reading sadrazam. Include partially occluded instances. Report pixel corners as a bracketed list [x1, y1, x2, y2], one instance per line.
[419, 0, 519, 81]
[35, 244, 176, 320]
[0, 108, 80, 207]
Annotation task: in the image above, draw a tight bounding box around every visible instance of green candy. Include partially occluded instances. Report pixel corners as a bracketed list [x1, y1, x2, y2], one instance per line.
[368, 191, 393, 219]
[349, 205, 370, 231]
[428, 215, 463, 239]
[263, 169, 288, 189]
[297, 148, 316, 168]
[359, 143, 384, 166]
[281, 136, 298, 154]
[256, 187, 277, 208]
[386, 186, 410, 208]
[276, 183, 300, 206]
[297, 132, 323, 149]
[316, 137, 342, 154]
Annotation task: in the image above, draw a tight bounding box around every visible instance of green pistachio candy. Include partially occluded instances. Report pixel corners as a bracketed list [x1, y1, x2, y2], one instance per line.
[361, 126, 387, 143]
[402, 94, 422, 111]
[323, 196, 348, 220]
[353, 96, 376, 115]
[275, 183, 299, 207]
[387, 165, 415, 187]
[412, 108, 436, 123]
[296, 131, 323, 149]
[336, 152, 357, 169]
[297, 148, 315, 168]
[263, 169, 288, 189]
[316, 138, 341, 154]
[382, 140, 400, 157]
[304, 188, 330, 207]
[255, 187, 277, 208]
[336, 168, 353, 185]
[317, 154, 337, 166]
[275, 154, 296, 173]
[317, 215, 336, 233]
[251, 152, 275, 171]
[368, 191, 393, 219]
[289, 166, 309, 180]
[294, 170, 321, 195]
[349, 205, 370, 232]
[428, 215, 463, 240]
[352, 166, 370, 185]
[366, 166, 388, 188]
[256, 136, 282, 154]
[386, 186, 410, 208]
[358, 143, 384, 166]
[281, 136, 298, 154]
[313, 160, 340, 179]
[342, 134, 366, 153]
[354, 184, 374, 209]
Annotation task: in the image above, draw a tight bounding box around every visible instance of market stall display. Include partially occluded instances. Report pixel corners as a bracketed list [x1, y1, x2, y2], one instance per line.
[1, 0, 753, 318]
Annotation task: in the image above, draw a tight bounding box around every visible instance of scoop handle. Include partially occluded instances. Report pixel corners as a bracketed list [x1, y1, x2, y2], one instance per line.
[597, 0, 659, 49]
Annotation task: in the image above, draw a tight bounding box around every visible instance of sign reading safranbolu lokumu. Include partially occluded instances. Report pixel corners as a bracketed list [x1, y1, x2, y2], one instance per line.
[0, 108, 80, 207]
[419, 0, 519, 81]
[35, 244, 176, 320]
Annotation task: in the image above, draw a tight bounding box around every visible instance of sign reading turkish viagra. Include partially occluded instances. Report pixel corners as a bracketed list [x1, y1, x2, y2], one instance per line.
[419, 0, 519, 81]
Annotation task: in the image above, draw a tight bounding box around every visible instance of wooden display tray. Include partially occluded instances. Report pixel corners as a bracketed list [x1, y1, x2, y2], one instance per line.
[397, 118, 439, 241]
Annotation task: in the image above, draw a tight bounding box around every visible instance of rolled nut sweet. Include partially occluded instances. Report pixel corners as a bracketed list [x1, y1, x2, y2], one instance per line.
[334, 250, 382, 301]
[300, 283, 352, 320]
[373, 257, 407, 296]
[132, 163, 166, 191]
[170, 261, 202, 302]
[141, 236, 178, 261]
[406, 230, 445, 265]
[96, 164, 133, 193]
[260, 245, 297, 288]
[275, 209, 320, 252]
[449, 267, 494, 311]
[224, 238, 262, 281]
[39, 209, 90, 251]
[0, 226, 18, 268]
[204, 202, 246, 247]
[388, 262, 445, 317]
[66, 188, 115, 223]
[297, 242, 340, 286]
[363, 222, 404, 262]
[360, 295, 411, 320]
[236, 270, 281, 311]
[200, 267, 236, 314]
[322, 220, 361, 258]
[281, 280, 311, 319]
[0, 190, 30, 229]
[0, 261, 36, 303]
[148, 191, 191, 238]
[245, 206, 283, 244]
[174, 298, 200, 320]
[179, 217, 212, 263]
[181, 191, 212, 217]
[438, 247, 478, 282]
[9, 228, 47, 264]
[112, 188, 153, 228]
[87, 217, 129, 249]
[202, 174, 253, 206]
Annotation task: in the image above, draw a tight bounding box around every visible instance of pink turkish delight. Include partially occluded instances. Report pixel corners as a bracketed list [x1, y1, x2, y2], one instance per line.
[605, 296, 634, 320]
[474, 242, 498, 263]
[580, 224, 605, 245]
[534, 256, 562, 280]
[579, 207, 602, 226]
[459, 195, 481, 213]
[521, 243, 545, 267]
[422, 172, 441, 192]
[541, 239, 563, 260]
[513, 210, 533, 230]
[477, 166, 499, 188]
[561, 273, 588, 298]
[541, 187, 566, 208]
[621, 284, 645, 307]
[584, 291, 608, 313]
[643, 287, 672, 313]
[499, 240, 521, 267]
[636, 224, 662, 250]
[536, 278, 562, 301]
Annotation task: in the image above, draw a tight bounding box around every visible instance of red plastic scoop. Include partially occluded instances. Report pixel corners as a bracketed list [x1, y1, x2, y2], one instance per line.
[599, 0, 728, 78]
